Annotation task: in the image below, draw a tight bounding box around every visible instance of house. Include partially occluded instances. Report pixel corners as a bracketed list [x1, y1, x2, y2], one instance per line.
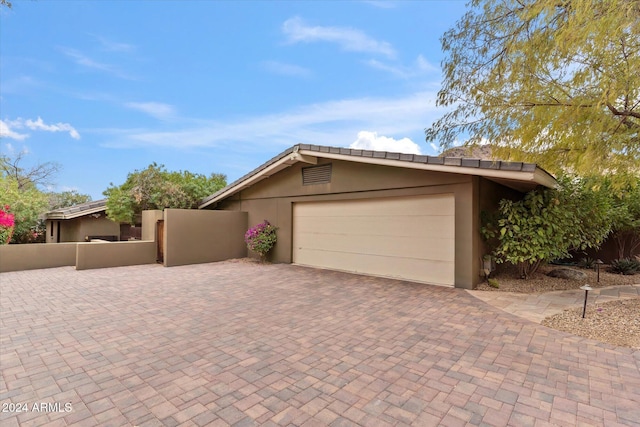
[42, 199, 139, 243]
[200, 144, 557, 289]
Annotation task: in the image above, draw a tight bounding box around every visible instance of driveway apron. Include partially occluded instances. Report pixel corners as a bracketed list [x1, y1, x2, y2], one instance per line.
[1, 262, 639, 426]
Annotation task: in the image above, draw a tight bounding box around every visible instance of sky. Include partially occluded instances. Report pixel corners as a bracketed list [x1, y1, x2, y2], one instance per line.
[0, 0, 468, 200]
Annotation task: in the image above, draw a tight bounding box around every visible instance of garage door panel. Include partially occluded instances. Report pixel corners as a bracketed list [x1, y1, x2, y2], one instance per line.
[295, 215, 454, 239]
[294, 232, 454, 261]
[293, 194, 455, 286]
[295, 248, 454, 286]
[295, 194, 454, 217]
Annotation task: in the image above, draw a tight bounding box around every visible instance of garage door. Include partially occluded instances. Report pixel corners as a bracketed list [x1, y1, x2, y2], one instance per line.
[292, 194, 455, 286]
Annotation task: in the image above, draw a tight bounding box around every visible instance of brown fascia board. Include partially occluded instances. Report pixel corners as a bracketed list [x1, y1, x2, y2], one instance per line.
[199, 144, 557, 208]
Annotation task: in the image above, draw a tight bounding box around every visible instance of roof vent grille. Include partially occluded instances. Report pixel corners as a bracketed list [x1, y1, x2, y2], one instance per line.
[302, 164, 332, 185]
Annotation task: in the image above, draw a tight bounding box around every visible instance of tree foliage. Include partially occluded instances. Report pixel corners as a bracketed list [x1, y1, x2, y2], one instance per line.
[426, 0, 640, 182]
[609, 182, 640, 258]
[104, 163, 227, 224]
[482, 175, 612, 278]
[0, 175, 49, 243]
[1, 152, 60, 191]
[48, 191, 92, 211]
[0, 153, 92, 243]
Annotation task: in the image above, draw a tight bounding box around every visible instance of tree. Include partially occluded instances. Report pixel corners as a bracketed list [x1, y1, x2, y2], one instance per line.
[104, 163, 227, 224]
[0, 153, 92, 243]
[1, 0, 12, 9]
[482, 175, 612, 278]
[609, 183, 640, 259]
[1, 152, 60, 191]
[426, 0, 640, 182]
[48, 191, 92, 211]
[0, 175, 49, 243]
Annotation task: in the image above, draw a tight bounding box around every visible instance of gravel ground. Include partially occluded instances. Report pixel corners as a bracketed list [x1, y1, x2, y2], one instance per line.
[541, 299, 640, 349]
[477, 263, 640, 349]
[476, 263, 638, 293]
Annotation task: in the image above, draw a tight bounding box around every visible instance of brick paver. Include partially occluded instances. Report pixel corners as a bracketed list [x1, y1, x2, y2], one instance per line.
[1, 262, 639, 426]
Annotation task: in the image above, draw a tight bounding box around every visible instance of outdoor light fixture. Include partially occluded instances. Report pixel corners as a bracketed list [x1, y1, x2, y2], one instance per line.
[580, 284, 593, 319]
[596, 259, 604, 283]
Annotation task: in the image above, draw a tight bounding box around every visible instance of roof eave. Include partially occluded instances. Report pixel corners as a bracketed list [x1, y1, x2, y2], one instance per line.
[199, 145, 557, 209]
[199, 151, 317, 209]
[42, 205, 107, 220]
[297, 149, 555, 188]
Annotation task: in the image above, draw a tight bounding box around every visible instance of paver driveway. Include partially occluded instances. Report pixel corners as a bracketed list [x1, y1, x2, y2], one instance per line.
[1, 262, 639, 426]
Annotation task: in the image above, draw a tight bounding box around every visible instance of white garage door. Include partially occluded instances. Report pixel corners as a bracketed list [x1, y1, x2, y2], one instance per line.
[292, 194, 455, 286]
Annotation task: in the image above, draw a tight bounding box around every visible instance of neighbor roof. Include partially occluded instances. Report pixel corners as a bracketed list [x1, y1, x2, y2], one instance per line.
[42, 199, 107, 220]
[200, 144, 557, 209]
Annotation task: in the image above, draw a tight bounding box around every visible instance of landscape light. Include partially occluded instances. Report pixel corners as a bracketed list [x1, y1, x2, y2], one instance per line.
[580, 284, 593, 319]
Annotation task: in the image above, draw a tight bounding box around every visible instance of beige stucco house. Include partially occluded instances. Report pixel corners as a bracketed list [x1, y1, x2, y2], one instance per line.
[42, 199, 122, 243]
[200, 144, 557, 289]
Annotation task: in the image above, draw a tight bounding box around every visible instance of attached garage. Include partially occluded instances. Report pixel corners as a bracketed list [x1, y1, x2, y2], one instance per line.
[200, 144, 557, 289]
[292, 194, 455, 286]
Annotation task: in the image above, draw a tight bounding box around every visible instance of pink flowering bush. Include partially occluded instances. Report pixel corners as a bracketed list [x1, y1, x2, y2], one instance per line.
[244, 220, 277, 261]
[0, 205, 15, 245]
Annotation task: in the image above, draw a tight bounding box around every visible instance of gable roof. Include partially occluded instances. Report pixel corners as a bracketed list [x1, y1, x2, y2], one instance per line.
[199, 144, 557, 209]
[42, 199, 107, 220]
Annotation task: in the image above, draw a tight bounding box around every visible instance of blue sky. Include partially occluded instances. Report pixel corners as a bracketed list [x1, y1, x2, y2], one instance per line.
[1, 0, 467, 200]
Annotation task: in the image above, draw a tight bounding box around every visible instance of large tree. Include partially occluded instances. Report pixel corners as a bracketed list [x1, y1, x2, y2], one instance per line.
[426, 0, 640, 181]
[0, 153, 92, 243]
[104, 163, 227, 224]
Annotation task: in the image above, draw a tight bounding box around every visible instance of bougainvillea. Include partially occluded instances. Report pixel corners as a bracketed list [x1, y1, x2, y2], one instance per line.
[244, 220, 277, 261]
[0, 205, 15, 245]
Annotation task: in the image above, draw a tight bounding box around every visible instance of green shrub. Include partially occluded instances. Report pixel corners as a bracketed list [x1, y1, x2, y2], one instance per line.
[488, 278, 500, 289]
[578, 257, 596, 269]
[481, 175, 611, 279]
[609, 258, 640, 275]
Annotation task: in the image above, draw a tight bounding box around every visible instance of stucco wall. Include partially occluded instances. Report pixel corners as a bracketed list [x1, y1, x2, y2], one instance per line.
[163, 209, 248, 267]
[477, 178, 528, 276]
[214, 158, 490, 289]
[0, 243, 77, 272]
[75, 241, 156, 270]
[141, 210, 164, 241]
[46, 217, 120, 242]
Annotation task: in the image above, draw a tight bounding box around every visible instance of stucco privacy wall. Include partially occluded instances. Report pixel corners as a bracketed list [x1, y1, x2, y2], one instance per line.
[0, 242, 77, 272]
[75, 241, 156, 270]
[142, 210, 163, 241]
[215, 158, 496, 289]
[162, 209, 248, 267]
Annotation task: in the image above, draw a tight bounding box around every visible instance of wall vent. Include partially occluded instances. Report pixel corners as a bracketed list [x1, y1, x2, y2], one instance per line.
[302, 163, 332, 185]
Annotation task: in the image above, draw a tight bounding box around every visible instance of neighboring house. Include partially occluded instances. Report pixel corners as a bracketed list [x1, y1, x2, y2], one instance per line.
[200, 144, 557, 289]
[42, 199, 128, 243]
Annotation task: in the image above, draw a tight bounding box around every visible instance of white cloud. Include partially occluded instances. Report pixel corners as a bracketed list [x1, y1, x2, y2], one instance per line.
[92, 35, 135, 53]
[0, 120, 29, 140]
[125, 102, 176, 120]
[430, 142, 439, 152]
[2, 117, 80, 140]
[362, 1, 398, 8]
[101, 90, 441, 153]
[350, 131, 421, 154]
[262, 60, 312, 77]
[58, 47, 135, 80]
[24, 117, 81, 140]
[416, 55, 438, 72]
[366, 54, 438, 78]
[282, 17, 396, 58]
